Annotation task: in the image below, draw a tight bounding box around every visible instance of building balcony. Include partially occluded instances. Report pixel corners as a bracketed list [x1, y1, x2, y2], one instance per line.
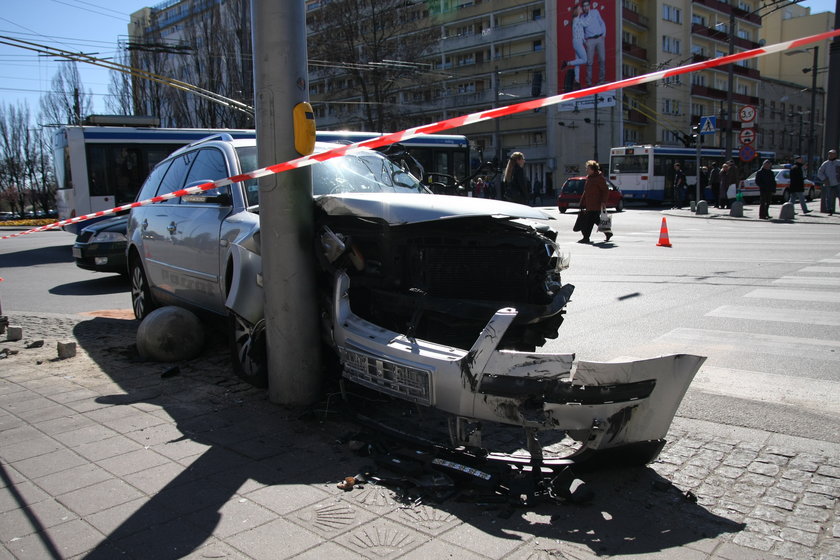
[625, 109, 648, 124]
[691, 54, 761, 79]
[691, 84, 759, 106]
[622, 7, 648, 29]
[690, 23, 762, 50]
[622, 42, 648, 61]
[441, 18, 546, 52]
[691, 0, 762, 25]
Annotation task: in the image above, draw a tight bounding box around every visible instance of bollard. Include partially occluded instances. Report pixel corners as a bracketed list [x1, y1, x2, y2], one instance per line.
[729, 200, 744, 217]
[779, 202, 795, 220]
[690, 200, 696, 212]
[57, 341, 77, 360]
[6, 325, 22, 341]
[696, 200, 709, 215]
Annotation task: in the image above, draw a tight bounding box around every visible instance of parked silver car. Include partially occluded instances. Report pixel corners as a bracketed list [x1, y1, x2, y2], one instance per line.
[127, 134, 703, 464]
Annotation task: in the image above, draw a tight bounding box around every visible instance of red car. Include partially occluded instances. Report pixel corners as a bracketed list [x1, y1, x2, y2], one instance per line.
[556, 176, 624, 213]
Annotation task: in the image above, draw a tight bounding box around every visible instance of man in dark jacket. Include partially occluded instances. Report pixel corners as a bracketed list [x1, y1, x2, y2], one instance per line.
[709, 162, 721, 207]
[755, 159, 776, 220]
[789, 155, 811, 214]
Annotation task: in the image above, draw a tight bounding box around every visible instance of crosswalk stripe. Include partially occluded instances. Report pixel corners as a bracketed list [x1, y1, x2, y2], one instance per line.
[654, 328, 840, 361]
[773, 276, 840, 287]
[706, 305, 840, 326]
[744, 288, 840, 303]
[691, 366, 840, 415]
[799, 266, 840, 273]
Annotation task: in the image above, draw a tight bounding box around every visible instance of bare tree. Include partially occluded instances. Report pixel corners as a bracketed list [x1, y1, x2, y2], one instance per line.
[307, 0, 438, 131]
[39, 63, 93, 125]
[0, 104, 56, 215]
[0, 103, 31, 214]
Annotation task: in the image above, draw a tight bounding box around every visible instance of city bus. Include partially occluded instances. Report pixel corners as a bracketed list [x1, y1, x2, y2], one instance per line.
[608, 145, 775, 204]
[53, 120, 474, 233]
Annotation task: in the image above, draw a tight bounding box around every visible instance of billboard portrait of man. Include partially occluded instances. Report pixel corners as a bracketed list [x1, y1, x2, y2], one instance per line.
[556, 1, 616, 92]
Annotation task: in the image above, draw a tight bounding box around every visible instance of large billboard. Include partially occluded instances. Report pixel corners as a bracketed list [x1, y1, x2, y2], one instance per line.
[556, 0, 618, 110]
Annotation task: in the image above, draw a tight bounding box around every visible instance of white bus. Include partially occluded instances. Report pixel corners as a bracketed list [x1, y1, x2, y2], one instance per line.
[608, 145, 775, 204]
[53, 119, 474, 233]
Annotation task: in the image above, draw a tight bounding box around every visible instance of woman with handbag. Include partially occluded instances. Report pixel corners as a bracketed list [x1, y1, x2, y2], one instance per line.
[574, 160, 610, 243]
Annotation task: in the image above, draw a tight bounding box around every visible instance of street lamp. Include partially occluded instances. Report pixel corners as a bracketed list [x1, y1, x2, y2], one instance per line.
[786, 46, 819, 177]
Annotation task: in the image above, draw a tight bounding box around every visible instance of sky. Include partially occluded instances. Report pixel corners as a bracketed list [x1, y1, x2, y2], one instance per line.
[0, 0, 837, 123]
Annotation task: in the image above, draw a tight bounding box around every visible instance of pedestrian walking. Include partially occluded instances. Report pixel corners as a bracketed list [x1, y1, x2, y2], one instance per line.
[755, 159, 776, 220]
[718, 162, 731, 209]
[573, 160, 610, 244]
[817, 149, 840, 215]
[502, 152, 529, 204]
[672, 163, 686, 209]
[788, 155, 811, 214]
[474, 176, 486, 198]
[709, 162, 721, 207]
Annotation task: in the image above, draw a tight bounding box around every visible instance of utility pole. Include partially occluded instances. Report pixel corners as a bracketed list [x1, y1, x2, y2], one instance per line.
[824, 0, 840, 153]
[807, 46, 818, 178]
[724, 10, 736, 159]
[251, 0, 322, 405]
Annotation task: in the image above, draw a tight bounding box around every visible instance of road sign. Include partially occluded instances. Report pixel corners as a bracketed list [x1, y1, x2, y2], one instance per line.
[699, 115, 717, 135]
[739, 145, 756, 162]
[739, 105, 757, 123]
[739, 128, 756, 145]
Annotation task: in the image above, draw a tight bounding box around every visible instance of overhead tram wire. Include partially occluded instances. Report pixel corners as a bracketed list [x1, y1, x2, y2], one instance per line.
[0, 35, 254, 117]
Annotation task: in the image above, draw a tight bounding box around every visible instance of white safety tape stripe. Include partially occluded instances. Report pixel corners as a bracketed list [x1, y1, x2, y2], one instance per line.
[3, 28, 838, 241]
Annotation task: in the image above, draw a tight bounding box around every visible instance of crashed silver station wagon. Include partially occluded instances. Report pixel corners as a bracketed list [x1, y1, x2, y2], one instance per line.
[128, 134, 703, 465]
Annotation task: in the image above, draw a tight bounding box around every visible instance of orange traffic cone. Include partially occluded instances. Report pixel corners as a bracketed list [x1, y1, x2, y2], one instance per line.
[656, 217, 672, 247]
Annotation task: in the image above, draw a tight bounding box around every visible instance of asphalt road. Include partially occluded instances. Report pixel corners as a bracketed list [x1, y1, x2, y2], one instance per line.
[2, 209, 839, 444]
[0, 228, 130, 314]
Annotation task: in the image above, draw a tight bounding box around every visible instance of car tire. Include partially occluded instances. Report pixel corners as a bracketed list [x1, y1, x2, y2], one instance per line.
[616, 199, 624, 212]
[228, 312, 268, 388]
[130, 257, 157, 321]
[782, 189, 790, 203]
[558, 207, 567, 214]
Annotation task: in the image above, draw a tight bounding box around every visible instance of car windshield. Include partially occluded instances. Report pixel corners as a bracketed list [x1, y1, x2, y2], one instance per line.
[235, 145, 425, 205]
[562, 179, 585, 194]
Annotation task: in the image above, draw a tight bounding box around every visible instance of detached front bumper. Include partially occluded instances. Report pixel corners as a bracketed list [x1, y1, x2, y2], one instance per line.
[331, 271, 705, 458]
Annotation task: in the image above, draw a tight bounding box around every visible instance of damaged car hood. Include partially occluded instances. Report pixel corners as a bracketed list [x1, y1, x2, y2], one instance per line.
[316, 192, 554, 225]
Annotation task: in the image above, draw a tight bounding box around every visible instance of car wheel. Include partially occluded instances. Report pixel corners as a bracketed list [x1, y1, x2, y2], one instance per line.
[558, 207, 567, 214]
[130, 258, 157, 320]
[228, 312, 268, 387]
[782, 189, 790, 203]
[616, 199, 624, 212]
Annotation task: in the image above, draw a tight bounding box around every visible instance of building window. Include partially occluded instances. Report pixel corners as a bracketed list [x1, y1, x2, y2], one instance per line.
[662, 130, 682, 144]
[662, 36, 681, 54]
[691, 73, 706, 86]
[691, 45, 706, 56]
[533, 39, 543, 51]
[663, 4, 682, 24]
[691, 14, 707, 26]
[691, 103, 705, 116]
[737, 29, 750, 40]
[663, 75, 681, 86]
[662, 98, 681, 115]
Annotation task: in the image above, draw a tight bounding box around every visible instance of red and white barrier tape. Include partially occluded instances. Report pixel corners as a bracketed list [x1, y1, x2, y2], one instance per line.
[3, 28, 839, 241]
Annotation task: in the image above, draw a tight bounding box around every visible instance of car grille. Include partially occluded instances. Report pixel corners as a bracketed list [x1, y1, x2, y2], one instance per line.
[340, 345, 431, 405]
[411, 245, 532, 301]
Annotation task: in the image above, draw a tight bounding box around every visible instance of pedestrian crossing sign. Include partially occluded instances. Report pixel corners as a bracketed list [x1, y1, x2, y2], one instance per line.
[699, 116, 717, 135]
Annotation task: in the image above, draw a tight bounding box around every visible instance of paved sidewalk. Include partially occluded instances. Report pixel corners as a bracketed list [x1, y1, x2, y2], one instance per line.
[661, 202, 840, 224]
[1, 312, 838, 559]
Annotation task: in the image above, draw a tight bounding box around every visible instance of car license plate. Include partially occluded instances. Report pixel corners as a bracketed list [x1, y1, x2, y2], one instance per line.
[72, 247, 82, 258]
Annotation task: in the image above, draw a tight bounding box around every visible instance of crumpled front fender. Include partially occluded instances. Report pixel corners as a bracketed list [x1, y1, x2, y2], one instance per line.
[331, 271, 704, 452]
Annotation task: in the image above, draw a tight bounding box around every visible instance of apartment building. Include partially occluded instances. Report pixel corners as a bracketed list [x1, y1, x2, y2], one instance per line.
[127, 0, 832, 190]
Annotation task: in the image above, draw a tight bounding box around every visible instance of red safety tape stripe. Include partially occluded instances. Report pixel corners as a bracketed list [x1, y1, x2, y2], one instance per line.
[3, 28, 838, 241]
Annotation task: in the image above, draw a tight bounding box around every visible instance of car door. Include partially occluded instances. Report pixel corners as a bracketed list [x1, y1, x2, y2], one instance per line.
[137, 153, 192, 304]
[163, 147, 234, 314]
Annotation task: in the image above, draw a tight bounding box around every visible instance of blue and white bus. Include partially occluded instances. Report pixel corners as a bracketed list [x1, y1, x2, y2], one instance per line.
[608, 145, 775, 204]
[53, 117, 473, 233]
